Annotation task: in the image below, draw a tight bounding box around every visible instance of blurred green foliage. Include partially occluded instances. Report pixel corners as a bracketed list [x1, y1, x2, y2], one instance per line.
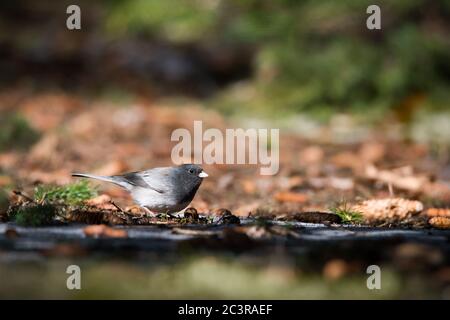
[0, 113, 40, 151]
[105, 0, 450, 117]
[34, 181, 97, 205]
[1, 256, 443, 299]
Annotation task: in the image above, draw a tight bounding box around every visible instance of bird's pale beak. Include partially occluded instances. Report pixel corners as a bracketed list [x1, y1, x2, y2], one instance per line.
[198, 171, 208, 178]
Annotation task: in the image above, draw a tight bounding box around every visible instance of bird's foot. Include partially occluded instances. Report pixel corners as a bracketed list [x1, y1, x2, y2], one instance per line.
[157, 212, 178, 220]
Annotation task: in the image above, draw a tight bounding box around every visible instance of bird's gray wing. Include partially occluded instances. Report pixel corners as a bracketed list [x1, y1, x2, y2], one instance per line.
[116, 172, 166, 193]
[119, 167, 175, 194]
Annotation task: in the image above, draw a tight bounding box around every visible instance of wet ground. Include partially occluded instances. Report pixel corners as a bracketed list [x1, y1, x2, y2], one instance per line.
[1, 220, 449, 256]
[1, 220, 449, 299]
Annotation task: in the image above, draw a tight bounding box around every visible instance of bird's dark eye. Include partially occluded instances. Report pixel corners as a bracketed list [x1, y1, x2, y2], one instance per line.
[189, 169, 195, 174]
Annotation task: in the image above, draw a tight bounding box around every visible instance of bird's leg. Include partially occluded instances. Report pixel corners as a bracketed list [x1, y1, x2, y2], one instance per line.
[109, 200, 131, 221]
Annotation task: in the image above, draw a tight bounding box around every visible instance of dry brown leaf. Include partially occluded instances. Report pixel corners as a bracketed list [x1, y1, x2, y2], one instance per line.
[83, 224, 128, 238]
[358, 142, 385, 163]
[428, 217, 450, 229]
[241, 179, 256, 194]
[19, 93, 81, 131]
[352, 198, 423, 223]
[425, 208, 450, 218]
[299, 146, 324, 165]
[286, 176, 303, 189]
[0, 152, 19, 170]
[422, 182, 450, 200]
[365, 165, 428, 192]
[85, 194, 112, 206]
[103, 187, 131, 199]
[331, 152, 362, 170]
[28, 134, 59, 163]
[308, 177, 354, 190]
[84, 194, 118, 210]
[0, 175, 12, 187]
[125, 205, 143, 215]
[274, 191, 308, 203]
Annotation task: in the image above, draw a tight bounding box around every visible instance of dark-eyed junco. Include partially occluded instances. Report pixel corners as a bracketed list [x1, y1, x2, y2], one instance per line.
[72, 164, 208, 214]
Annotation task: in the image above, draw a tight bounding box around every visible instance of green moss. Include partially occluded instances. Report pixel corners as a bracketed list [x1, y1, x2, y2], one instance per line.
[0, 113, 40, 151]
[34, 181, 97, 205]
[12, 204, 57, 227]
[330, 202, 363, 224]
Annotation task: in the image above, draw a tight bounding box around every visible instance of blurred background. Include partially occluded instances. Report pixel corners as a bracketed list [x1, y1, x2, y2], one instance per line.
[0, 0, 449, 299]
[1, 0, 449, 118]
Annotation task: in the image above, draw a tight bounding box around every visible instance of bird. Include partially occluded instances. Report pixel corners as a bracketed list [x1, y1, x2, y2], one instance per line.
[72, 164, 208, 214]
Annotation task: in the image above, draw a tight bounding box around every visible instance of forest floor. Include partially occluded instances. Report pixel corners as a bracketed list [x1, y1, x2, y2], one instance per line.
[0, 88, 449, 298]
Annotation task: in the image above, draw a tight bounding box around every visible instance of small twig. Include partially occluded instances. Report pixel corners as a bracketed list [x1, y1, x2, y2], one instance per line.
[109, 200, 124, 212]
[388, 182, 394, 197]
[13, 190, 34, 202]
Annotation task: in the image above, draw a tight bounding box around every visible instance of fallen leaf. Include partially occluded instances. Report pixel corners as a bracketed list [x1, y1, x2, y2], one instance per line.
[28, 134, 59, 163]
[352, 198, 423, 223]
[0, 175, 12, 187]
[274, 191, 308, 203]
[83, 224, 128, 238]
[429, 217, 450, 229]
[331, 151, 362, 171]
[358, 142, 385, 163]
[85, 194, 112, 206]
[0, 152, 19, 170]
[125, 205, 142, 215]
[241, 179, 256, 194]
[84, 194, 117, 210]
[425, 208, 450, 218]
[19, 93, 81, 131]
[365, 165, 428, 192]
[299, 146, 324, 165]
[308, 177, 354, 190]
[422, 182, 450, 200]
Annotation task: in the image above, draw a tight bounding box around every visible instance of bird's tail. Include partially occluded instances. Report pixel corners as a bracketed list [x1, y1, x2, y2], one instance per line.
[72, 173, 128, 188]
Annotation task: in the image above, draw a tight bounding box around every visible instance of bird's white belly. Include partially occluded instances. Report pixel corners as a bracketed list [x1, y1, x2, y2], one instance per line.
[131, 187, 187, 213]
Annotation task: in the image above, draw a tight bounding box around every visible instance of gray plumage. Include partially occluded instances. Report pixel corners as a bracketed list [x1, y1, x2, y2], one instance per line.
[72, 164, 207, 214]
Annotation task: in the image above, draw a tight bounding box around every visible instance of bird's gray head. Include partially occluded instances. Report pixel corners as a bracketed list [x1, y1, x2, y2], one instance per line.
[179, 164, 208, 179]
[171, 164, 207, 203]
